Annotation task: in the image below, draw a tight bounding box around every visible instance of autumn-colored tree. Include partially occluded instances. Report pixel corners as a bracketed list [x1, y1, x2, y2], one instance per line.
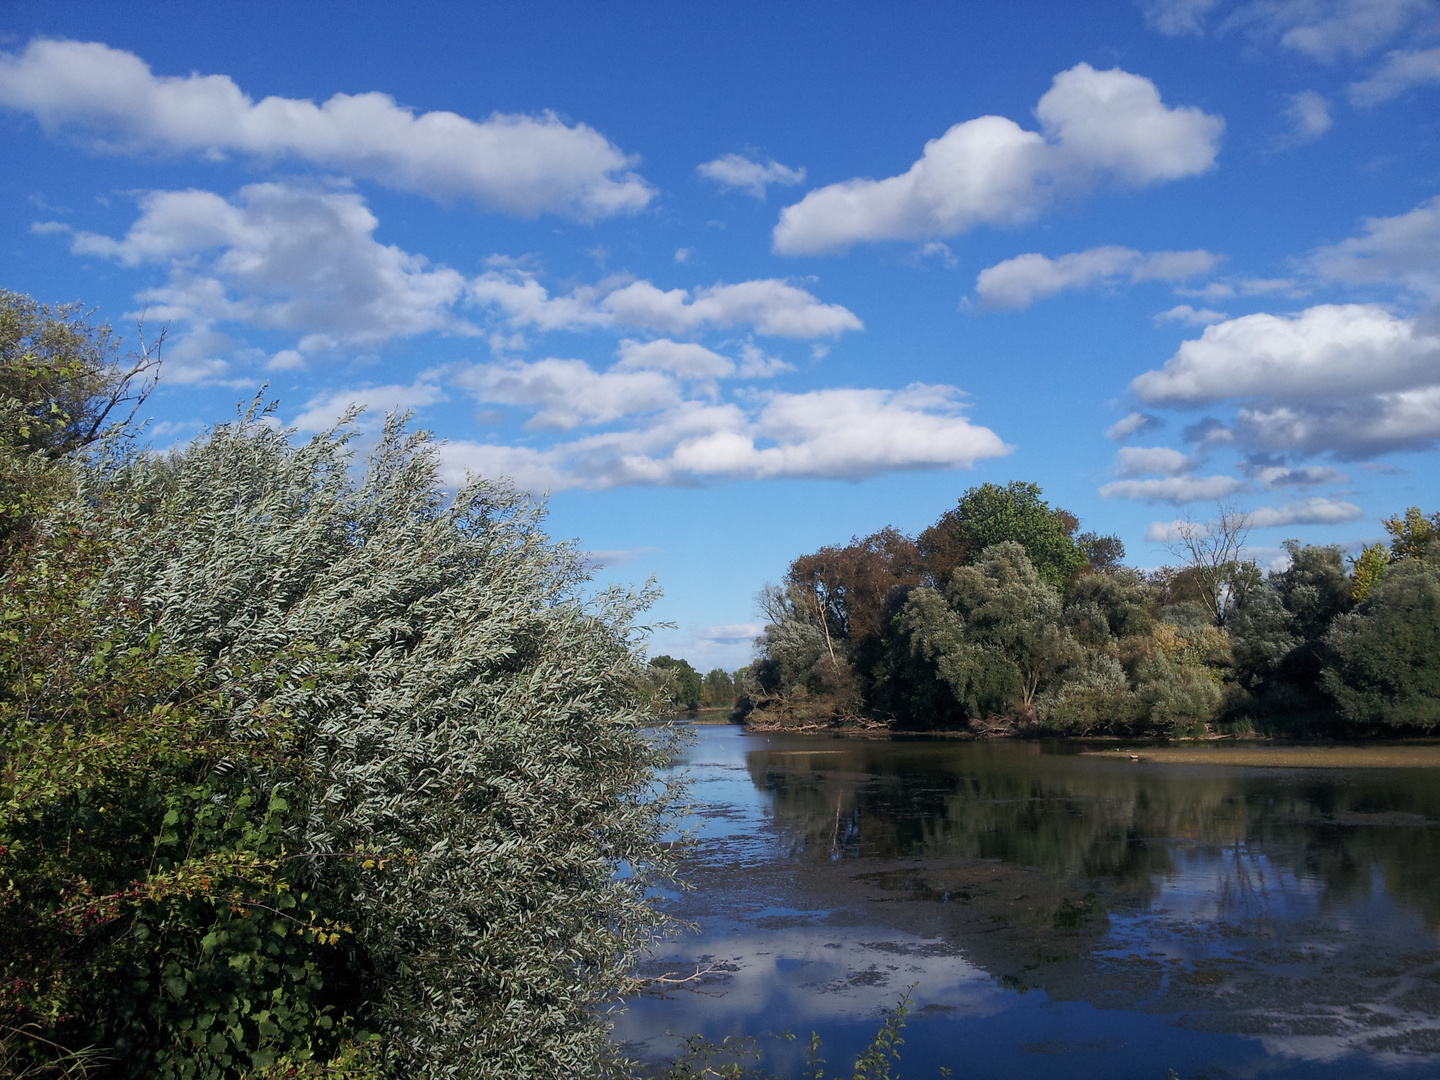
[1349, 542, 1390, 602]
[1383, 506, 1440, 560]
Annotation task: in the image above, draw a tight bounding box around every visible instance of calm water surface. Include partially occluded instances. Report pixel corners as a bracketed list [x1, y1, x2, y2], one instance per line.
[613, 724, 1440, 1079]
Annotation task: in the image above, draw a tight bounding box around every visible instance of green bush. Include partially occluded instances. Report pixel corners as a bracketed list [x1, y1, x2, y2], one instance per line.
[1324, 556, 1440, 730]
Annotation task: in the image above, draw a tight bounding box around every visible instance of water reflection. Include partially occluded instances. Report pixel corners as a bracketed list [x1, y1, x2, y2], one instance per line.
[748, 738, 1440, 930]
[617, 727, 1440, 1078]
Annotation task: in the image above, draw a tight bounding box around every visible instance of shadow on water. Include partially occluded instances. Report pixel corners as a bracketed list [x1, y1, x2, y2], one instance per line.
[614, 726, 1440, 1079]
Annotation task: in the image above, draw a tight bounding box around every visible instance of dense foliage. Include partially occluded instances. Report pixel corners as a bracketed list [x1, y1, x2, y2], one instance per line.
[742, 484, 1440, 736]
[0, 294, 683, 1079]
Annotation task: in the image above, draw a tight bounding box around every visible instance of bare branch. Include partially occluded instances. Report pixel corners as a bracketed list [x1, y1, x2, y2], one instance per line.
[1164, 501, 1254, 624]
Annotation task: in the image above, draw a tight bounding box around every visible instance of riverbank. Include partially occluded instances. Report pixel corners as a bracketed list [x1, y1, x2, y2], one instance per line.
[1083, 743, 1440, 768]
[734, 713, 1440, 750]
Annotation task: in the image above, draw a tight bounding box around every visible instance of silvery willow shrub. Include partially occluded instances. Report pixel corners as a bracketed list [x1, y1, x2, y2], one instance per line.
[11, 408, 683, 1078]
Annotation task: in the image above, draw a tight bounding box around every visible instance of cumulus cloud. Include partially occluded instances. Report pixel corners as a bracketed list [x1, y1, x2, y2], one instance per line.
[604, 279, 863, 338]
[467, 271, 615, 333]
[436, 382, 1010, 492]
[1156, 303, 1229, 325]
[1280, 90, 1333, 143]
[469, 268, 863, 339]
[1144, 518, 1198, 543]
[0, 39, 652, 219]
[615, 338, 735, 378]
[1182, 416, 1237, 446]
[1233, 388, 1440, 456]
[736, 343, 793, 378]
[1115, 445, 1194, 476]
[974, 246, 1220, 309]
[44, 182, 472, 356]
[1132, 301, 1440, 457]
[1350, 46, 1440, 104]
[451, 358, 682, 431]
[1132, 304, 1440, 405]
[772, 63, 1223, 254]
[1106, 411, 1162, 440]
[1144, 496, 1362, 541]
[1246, 462, 1349, 487]
[697, 153, 806, 197]
[291, 379, 446, 432]
[1247, 496, 1365, 526]
[1307, 195, 1440, 299]
[1100, 474, 1247, 503]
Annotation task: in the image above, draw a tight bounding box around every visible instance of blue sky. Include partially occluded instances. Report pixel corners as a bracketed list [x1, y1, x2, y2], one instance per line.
[3, 1, 1438, 670]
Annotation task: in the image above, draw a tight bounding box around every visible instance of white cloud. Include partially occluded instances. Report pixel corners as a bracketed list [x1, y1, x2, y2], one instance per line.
[1307, 195, 1440, 299]
[451, 358, 682, 431]
[1280, 90, 1333, 142]
[697, 153, 806, 198]
[1131, 304, 1440, 405]
[1183, 417, 1237, 446]
[735, 343, 793, 378]
[1141, 0, 1224, 35]
[1249, 463, 1348, 487]
[698, 622, 765, 643]
[1248, 496, 1365, 526]
[468, 269, 862, 339]
[1106, 411, 1162, 440]
[1115, 445, 1194, 476]
[674, 247, 692, 263]
[974, 246, 1219, 309]
[1100, 474, 1247, 503]
[266, 349, 305, 372]
[1145, 518, 1201, 542]
[48, 183, 472, 350]
[918, 241, 958, 266]
[581, 546, 660, 570]
[467, 271, 614, 333]
[439, 442, 571, 493]
[291, 379, 445, 432]
[1234, 387, 1440, 456]
[772, 63, 1223, 254]
[604, 279, 863, 338]
[437, 382, 1010, 492]
[615, 338, 735, 378]
[0, 39, 652, 220]
[1350, 46, 1440, 104]
[158, 326, 242, 385]
[1156, 304, 1229, 325]
[1133, 302, 1440, 458]
[1223, 0, 1436, 61]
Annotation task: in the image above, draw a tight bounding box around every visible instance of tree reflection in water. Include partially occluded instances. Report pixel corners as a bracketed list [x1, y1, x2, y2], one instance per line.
[617, 728, 1440, 1077]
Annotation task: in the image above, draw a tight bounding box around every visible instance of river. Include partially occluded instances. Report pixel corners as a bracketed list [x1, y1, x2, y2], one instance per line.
[613, 723, 1440, 1079]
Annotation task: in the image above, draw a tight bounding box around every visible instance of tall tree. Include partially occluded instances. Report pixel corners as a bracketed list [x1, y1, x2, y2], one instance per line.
[0, 291, 161, 542]
[785, 526, 923, 688]
[649, 655, 704, 711]
[1163, 503, 1256, 625]
[917, 482, 1087, 591]
[1324, 555, 1440, 730]
[1383, 506, 1440, 560]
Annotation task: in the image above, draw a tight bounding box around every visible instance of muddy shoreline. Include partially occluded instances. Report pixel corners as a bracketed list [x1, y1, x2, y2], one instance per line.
[727, 720, 1440, 766]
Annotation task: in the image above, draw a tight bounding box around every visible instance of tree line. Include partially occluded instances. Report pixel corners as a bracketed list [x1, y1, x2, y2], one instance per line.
[740, 480, 1440, 735]
[645, 656, 744, 713]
